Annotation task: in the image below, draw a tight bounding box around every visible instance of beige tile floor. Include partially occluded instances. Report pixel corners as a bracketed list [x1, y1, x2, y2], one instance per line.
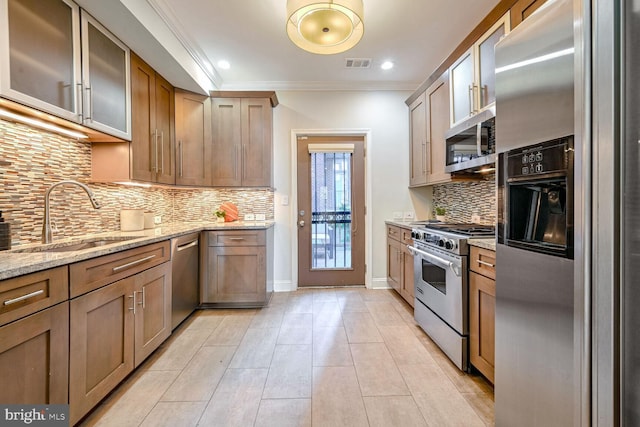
[80, 288, 494, 427]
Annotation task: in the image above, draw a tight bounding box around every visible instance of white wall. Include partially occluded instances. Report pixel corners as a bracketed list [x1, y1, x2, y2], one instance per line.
[272, 90, 432, 291]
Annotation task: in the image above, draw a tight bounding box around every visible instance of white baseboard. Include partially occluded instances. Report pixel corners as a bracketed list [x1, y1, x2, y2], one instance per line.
[274, 280, 296, 292]
[370, 277, 392, 290]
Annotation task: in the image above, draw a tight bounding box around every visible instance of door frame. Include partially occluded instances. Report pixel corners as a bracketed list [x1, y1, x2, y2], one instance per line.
[290, 128, 373, 290]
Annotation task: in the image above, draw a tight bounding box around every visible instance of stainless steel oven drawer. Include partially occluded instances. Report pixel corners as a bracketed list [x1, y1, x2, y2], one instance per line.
[415, 298, 468, 371]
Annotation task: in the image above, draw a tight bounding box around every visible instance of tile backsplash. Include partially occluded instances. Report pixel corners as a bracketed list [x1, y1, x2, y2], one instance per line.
[432, 176, 496, 225]
[0, 119, 274, 246]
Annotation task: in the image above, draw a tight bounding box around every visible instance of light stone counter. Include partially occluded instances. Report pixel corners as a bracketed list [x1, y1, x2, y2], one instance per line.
[467, 237, 496, 251]
[0, 221, 274, 281]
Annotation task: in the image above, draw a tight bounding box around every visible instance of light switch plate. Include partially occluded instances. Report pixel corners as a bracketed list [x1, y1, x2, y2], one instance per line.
[403, 211, 415, 220]
[245, 214, 255, 221]
[282, 195, 289, 206]
[255, 213, 266, 221]
[471, 214, 481, 223]
[393, 211, 403, 220]
[154, 215, 162, 224]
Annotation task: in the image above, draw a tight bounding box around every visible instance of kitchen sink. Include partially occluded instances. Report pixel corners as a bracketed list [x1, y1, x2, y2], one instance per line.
[12, 236, 143, 253]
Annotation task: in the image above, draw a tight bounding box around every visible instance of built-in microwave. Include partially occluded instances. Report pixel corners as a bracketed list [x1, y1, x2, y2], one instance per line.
[444, 107, 496, 173]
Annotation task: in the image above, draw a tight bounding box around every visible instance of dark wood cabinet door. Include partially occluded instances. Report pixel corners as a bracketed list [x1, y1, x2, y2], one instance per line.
[130, 53, 154, 183]
[154, 73, 175, 185]
[0, 302, 69, 405]
[469, 271, 496, 383]
[241, 98, 272, 187]
[175, 89, 212, 186]
[69, 278, 135, 425]
[205, 245, 266, 303]
[133, 263, 172, 366]
[211, 98, 242, 186]
[386, 237, 401, 291]
[510, 0, 547, 28]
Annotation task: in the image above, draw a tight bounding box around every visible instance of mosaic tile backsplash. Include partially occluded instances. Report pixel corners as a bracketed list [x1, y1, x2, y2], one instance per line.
[432, 176, 497, 225]
[0, 119, 274, 246]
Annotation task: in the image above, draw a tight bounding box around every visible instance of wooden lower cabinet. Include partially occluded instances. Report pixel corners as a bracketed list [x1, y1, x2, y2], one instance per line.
[386, 224, 415, 307]
[202, 229, 273, 306]
[401, 243, 415, 306]
[69, 262, 171, 424]
[0, 302, 69, 404]
[386, 233, 401, 291]
[469, 245, 496, 383]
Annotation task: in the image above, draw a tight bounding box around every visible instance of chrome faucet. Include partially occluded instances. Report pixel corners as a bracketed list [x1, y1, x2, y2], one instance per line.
[42, 180, 101, 243]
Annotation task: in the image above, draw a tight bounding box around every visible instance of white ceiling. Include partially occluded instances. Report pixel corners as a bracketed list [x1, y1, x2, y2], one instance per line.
[78, 0, 501, 93]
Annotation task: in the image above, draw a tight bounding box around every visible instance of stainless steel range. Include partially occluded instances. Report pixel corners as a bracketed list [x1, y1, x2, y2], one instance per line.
[408, 222, 494, 370]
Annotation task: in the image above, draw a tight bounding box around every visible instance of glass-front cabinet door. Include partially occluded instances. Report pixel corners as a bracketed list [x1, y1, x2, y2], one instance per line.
[449, 49, 474, 125]
[0, 0, 131, 140]
[80, 11, 130, 140]
[0, 0, 82, 122]
[476, 14, 509, 110]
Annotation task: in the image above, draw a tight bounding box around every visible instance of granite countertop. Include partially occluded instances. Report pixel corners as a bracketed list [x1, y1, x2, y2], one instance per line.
[0, 220, 274, 281]
[468, 238, 496, 251]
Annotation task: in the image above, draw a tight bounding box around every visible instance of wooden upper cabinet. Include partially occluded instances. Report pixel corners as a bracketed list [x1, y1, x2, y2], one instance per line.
[211, 97, 273, 187]
[175, 89, 212, 186]
[425, 71, 452, 185]
[449, 13, 510, 126]
[409, 93, 427, 186]
[130, 53, 175, 185]
[510, 0, 547, 28]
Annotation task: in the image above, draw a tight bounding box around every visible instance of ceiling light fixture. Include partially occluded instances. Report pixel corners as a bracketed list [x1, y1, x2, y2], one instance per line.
[0, 108, 88, 139]
[381, 60, 394, 70]
[286, 0, 364, 55]
[217, 60, 231, 70]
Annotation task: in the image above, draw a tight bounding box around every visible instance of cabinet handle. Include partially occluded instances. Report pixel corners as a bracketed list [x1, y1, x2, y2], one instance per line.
[76, 83, 83, 120]
[3, 289, 44, 306]
[228, 237, 245, 241]
[477, 259, 495, 268]
[137, 289, 145, 309]
[160, 131, 164, 174]
[112, 254, 157, 273]
[129, 292, 136, 315]
[422, 142, 427, 174]
[468, 85, 474, 115]
[235, 145, 240, 180]
[179, 141, 184, 177]
[152, 129, 158, 173]
[85, 85, 93, 122]
[177, 239, 199, 251]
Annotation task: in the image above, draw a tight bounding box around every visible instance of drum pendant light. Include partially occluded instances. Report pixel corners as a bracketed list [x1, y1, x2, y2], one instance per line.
[286, 0, 364, 55]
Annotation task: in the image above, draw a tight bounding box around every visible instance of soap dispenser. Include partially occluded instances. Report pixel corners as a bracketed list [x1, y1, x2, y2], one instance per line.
[0, 211, 10, 250]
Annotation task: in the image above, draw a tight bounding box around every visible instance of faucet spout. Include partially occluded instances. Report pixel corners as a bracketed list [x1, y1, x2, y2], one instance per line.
[42, 180, 101, 244]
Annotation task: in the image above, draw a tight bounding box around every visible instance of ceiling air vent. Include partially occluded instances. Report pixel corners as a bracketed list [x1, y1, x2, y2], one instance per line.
[345, 58, 371, 68]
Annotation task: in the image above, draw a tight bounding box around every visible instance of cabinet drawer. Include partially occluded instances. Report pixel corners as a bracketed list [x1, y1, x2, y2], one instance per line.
[401, 227, 413, 245]
[70, 241, 170, 298]
[470, 246, 496, 280]
[0, 266, 68, 327]
[207, 230, 265, 247]
[386, 224, 401, 241]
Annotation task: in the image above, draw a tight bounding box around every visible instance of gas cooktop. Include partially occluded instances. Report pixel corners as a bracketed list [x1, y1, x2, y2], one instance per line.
[413, 221, 495, 237]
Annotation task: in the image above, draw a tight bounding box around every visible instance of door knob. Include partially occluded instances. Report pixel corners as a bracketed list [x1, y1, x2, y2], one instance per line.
[299, 220, 305, 227]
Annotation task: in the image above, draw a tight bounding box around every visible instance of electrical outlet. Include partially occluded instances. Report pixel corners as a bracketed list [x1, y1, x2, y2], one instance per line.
[403, 211, 415, 220]
[282, 195, 289, 206]
[245, 214, 255, 221]
[393, 211, 403, 220]
[471, 214, 481, 223]
[154, 215, 162, 224]
[255, 213, 266, 221]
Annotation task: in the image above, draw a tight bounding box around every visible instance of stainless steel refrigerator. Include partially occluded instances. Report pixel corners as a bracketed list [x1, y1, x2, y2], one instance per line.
[494, 0, 577, 425]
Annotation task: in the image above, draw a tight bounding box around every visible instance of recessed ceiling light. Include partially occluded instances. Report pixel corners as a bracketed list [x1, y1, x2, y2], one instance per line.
[381, 61, 394, 70]
[217, 60, 231, 70]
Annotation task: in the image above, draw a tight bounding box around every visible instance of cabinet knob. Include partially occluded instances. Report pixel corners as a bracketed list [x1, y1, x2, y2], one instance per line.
[299, 220, 305, 227]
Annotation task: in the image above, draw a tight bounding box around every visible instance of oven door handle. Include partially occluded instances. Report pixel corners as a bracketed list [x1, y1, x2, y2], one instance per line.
[407, 245, 461, 277]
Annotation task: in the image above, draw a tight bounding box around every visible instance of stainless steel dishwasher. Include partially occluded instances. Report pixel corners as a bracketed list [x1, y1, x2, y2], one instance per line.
[170, 232, 200, 329]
